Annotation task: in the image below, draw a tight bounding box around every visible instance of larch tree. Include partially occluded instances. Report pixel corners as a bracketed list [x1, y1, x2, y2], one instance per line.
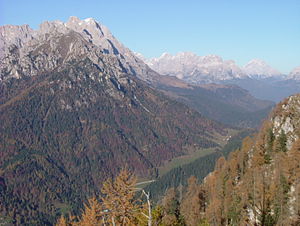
[78, 197, 103, 226]
[101, 168, 139, 225]
[55, 215, 68, 226]
[55, 169, 144, 226]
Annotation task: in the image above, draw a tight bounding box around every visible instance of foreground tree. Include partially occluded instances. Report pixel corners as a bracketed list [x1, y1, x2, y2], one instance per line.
[56, 169, 147, 226]
[56, 215, 68, 226]
[101, 169, 139, 225]
[79, 197, 103, 225]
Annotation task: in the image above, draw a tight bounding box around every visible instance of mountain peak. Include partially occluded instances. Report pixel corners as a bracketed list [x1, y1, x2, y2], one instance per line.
[244, 59, 283, 79]
[247, 58, 266, 65]
[68, 16, 81, 23]
[0, 24, 34, 58]
[66, 16, 100, 28]
[67, 16, 97, 25]
[159, 52, 172, 58]
[84, 17, 96, 23]
[289, 66, 300, 80]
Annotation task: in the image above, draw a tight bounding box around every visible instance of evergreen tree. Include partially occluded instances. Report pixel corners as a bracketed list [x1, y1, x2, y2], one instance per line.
[275, 130, 287, 153]
[180, 176, 206, 226]
[161, 188, 184, 226]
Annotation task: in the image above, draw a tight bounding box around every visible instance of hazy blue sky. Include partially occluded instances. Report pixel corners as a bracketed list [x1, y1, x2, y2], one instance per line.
[1, 0, 299, 73]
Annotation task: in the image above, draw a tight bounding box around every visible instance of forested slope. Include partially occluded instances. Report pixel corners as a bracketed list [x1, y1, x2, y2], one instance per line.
[154, 94, 300, 225]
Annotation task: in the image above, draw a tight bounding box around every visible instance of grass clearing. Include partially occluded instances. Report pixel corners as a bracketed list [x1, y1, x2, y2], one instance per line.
[158, 147, 216, 176]
[157, 128, 239, 177]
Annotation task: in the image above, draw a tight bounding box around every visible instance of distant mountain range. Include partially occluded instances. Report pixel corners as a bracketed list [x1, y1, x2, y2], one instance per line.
[145, 52, 247, 82]
[141, 52, 300, 102]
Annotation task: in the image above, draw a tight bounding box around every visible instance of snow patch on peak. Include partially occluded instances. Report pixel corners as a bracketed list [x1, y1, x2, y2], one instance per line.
[68, 16, 81, 23]
[134, 52, 146, 62]
[160, 52, 171, 58]
[247, 58, 266, 65]
[84, 18, 95, 23]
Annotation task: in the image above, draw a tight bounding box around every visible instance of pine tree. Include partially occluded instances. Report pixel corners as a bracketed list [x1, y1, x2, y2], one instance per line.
[161, 188, 184, 226]
[275, 130, 287, 153]
[152, 205, 164, 225]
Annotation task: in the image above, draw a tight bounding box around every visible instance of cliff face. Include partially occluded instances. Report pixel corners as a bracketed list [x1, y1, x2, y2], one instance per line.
[271, 95, 300, 149]
[196, 94, 300, 225]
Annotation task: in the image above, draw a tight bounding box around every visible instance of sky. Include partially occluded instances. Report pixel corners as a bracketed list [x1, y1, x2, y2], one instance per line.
[0, 0, 299, 74]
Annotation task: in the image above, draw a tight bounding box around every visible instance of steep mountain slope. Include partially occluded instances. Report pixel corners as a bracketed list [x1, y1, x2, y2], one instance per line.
[171, 94, 300, 225]
[0, 20, 231, 224]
